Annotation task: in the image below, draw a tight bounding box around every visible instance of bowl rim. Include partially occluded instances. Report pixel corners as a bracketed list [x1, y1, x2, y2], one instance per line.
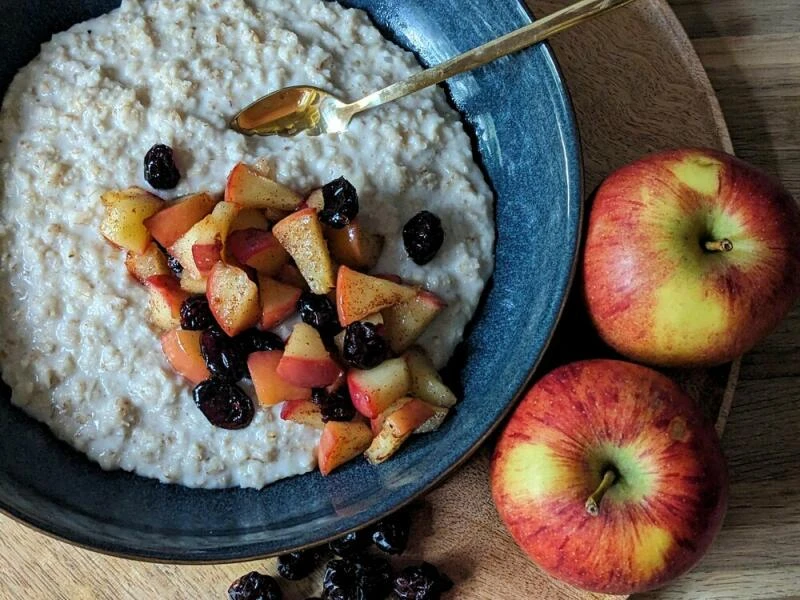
[0, 0, 583, 562]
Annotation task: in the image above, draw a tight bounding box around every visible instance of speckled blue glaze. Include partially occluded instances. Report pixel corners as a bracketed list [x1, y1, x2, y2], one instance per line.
[0, 0, 581, 561]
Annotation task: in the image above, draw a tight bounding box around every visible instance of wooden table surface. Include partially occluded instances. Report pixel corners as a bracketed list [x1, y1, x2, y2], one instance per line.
[2, 1, 799, 599]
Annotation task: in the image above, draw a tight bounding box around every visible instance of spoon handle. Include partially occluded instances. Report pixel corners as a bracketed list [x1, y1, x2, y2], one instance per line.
[344, 0, 638, 115]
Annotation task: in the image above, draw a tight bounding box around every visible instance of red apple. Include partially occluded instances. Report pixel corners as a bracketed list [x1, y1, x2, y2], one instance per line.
[160, 329, 210, 384]
[277, 322, 343, 388]
[347, 357, 411, 418]
[583, 148, 800, 367]
[258, 275, 302, 330]
[143, 191, 217, 248]
[491, 359, 728, 595]
[248, 350, 312, 407]
[227, 228, 288, 275]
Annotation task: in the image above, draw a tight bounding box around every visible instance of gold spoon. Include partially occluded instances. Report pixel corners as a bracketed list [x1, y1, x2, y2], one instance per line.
[230, 0, 638, 137]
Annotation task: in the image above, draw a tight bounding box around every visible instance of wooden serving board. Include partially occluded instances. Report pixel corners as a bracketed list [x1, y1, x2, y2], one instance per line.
[0, 0, 738, 598]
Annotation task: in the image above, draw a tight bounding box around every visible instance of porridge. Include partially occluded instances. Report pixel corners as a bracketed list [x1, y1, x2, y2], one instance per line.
[0, 0, 494, 488]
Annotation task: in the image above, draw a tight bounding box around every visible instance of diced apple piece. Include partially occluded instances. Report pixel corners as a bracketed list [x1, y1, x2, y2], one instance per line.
[230, 208, 270, 233]
[264, 207, 291, 223]
[276, 263, 309, 291]
[248, 350, 312, 406]
[327, 219, 384, 270]
[125, 242, 170, 283]
[318, 419, 373, 476]
[382, 289, 446, 353]
[224, 162, 303, 211]
[272, 208, 336, 294]
[143, 191, 216, 248]
[277, 322, 343, 387]
[191, 240, 223, 276]
[305, 188, 325, 212]
[333, 312, 385, 354]
[364, 397, 435, 465]
[168, 201, 238, 279]
[100, 187, 163, 254]
[228, 228, 289, 275]
[180, 276, 208, 294]
[258, 275, 302, 329]
[160, 329, 210, 384]
[414, 404, 450, 434]
[280, 399, 324, 429]
[347, 357, 411, 418]
[145, 274, 190, 330]
[336, 266, 416, 326]
[206, 262, 260, 336]
[404, 346, 457, 408]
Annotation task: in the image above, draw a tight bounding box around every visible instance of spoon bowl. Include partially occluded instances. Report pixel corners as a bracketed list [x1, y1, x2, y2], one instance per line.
[230, 85, 351, 137]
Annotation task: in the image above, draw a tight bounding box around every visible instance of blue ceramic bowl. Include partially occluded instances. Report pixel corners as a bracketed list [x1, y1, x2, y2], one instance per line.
[0, 0, 581, 561]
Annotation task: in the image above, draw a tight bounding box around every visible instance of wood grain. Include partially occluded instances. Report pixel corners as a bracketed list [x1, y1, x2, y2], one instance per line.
[2, 0, 799, 598]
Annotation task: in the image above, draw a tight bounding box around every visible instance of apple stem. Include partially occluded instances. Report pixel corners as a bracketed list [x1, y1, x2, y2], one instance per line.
[585, 470, 617, 517]
[704, 238, 734, 253]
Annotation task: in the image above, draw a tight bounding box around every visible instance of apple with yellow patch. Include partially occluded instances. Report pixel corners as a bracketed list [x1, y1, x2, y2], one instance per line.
[143, 191, 217, 248]
[277, 322, 343, 388]
[99, 187, 163, 254]
[272, 208, 336, 294]
[583, 148, 800, 367]
[248, 350, 312, 406]
[206, 262, 260, 336]
[336, 266, 416, 326]
[160, 329, 210, 384]
[491, 359, 728, 594]
[318, 419, 373, 476]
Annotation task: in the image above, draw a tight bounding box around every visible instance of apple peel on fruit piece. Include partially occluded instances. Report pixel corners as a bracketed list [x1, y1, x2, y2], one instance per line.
[490, 359, 728, 595]
[125, 242, 170, 284]
[145, 274, 190, 330]
[382, 289, 446, 353]
[583, 148, 800, 367]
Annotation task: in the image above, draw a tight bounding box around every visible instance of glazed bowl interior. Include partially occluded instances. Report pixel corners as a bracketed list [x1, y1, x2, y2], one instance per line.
[0, 0, 581, 561]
